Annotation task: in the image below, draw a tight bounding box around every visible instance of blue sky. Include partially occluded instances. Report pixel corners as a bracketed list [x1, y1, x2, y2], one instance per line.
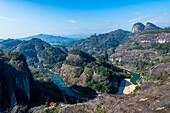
[0, 0, 170, 39]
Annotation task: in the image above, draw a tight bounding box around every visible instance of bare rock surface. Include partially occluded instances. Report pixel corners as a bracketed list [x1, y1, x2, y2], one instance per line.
[58, 78, 170, 113]
[149, 63, 170, 76]
[132, 22, 145, 33]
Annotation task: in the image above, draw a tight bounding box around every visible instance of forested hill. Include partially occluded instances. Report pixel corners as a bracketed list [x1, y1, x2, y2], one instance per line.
[0, 38, 67, 68]
[64, 29, 131, 58]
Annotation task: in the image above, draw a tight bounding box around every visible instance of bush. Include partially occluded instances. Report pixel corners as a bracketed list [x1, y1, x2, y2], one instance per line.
[131, 86, 143, 95]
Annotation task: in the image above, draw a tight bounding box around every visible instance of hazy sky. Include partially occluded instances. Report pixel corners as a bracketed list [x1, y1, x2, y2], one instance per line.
[0, 0, 170, 39]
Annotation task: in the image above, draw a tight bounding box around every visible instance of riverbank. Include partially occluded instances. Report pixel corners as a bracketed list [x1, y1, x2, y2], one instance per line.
[123, 78, 137, 94]
[45, 68, 141, 96]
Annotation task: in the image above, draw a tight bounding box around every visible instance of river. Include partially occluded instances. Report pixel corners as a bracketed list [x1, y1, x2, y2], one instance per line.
[45, 69, 140, 96]
[45, 71, 88, 99]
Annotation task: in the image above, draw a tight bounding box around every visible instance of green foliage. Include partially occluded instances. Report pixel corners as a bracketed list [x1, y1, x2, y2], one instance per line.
[109, 29, 131, 44]
[0, 50, 25, 61]
[64, 60, 85, 66]
[68, 49, 95, 62]
[64, 29, 131, 58]
[161, 58, 170, 63]
[149, 71, 170, 81]
[127, 42, 144, 50]
[94, 105, 108, 113]
[74, 66, 84, 78]
[85, 76, 114, 94]
[141, 27, 170, 35]
[45, 107, 61, 113]
[0, 39, 22, 51]
[30, 79, 77, 108]
[131, 86, 143, 95]
[0, 38, 68, 68]
[147, 42, 170, 56]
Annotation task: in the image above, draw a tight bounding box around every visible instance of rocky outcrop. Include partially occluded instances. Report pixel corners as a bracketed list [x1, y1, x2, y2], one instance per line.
[59, 64, 82, 86]
[149, 63, 170, 76]
[132, 22, 145, 33]
[58, 77, 170, 113]
[133, 33, 170, 46]
[66, 54, 82, 62]
[132, 22, 161, 33]
[144, 22, 161, 31]
[109, 49, 158, 62]
[0, 50, 32, 111]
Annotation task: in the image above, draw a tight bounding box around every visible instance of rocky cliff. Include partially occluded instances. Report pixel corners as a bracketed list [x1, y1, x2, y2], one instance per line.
[132, 22, 145, 33]
[132, 22, 161, 33]
[0, 50, 33, 111]
[57, 77, 170, 113]
[148, 63, 170, 76]
[144, 22, 161, 31]
[109, 26, 170, 73]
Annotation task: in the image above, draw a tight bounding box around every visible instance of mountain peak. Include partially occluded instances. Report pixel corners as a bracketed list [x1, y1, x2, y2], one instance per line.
[144, 22, 161, 31]
[132, 22, 145, 33]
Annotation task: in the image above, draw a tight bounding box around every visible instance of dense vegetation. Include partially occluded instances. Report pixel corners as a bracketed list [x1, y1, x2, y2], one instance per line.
[0, 39, 22, 51]
[117, 41, 170, 73]
[141, 27, 170, 35]
[64, 29, 130, 58]
[0, 49, 25, 61]
[30, 78, 78, 108]
[0, 50, 79, 112]
[147, 42, 170, 55]
[142, 71, 170, 81]
[109, 29, 131, 44]
[131, 86, 143, 95]
[0, 38, 68, 68]
[64, 50, 128, 94]
[84, 60, 128, 93]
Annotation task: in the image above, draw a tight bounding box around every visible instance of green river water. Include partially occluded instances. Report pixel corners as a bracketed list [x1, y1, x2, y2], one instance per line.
[46, 69, 140, 96]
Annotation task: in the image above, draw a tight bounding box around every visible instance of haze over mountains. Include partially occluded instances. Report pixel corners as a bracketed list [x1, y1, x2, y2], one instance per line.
[19, 34, 80, 46]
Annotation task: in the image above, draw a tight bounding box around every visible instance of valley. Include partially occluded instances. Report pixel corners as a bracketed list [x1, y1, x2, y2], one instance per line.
[0, 22, 169, 113]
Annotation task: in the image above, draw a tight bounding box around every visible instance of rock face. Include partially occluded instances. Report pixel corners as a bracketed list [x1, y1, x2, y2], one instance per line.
[109, 31, 170, 63]
[109, 49, 158, 62]
[0, 50, 32, 111]
[58, 77, 170, 113]
[133, 33, 170, 46]
[149, 63, 170, 76]
[66, 54, 83, 62]
[132, 22, 161, 33]
[144, 22, 161, 31]
[132, 22, 145, 33]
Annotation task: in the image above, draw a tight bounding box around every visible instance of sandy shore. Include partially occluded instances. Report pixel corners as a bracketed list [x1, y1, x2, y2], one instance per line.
[123, 79, 137, 94]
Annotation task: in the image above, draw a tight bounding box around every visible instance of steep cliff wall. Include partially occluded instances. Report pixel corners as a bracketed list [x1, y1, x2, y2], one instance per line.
[0, 50, 32, 111]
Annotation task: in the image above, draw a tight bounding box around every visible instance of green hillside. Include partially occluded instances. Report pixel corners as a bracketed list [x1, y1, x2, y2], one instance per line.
[0, 38, 67, 68]
[64, 29, 130, 58]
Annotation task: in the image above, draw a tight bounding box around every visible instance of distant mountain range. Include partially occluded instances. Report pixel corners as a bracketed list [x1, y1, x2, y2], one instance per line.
[62, 33, 92, 39]
[19, 34, 79, 46]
